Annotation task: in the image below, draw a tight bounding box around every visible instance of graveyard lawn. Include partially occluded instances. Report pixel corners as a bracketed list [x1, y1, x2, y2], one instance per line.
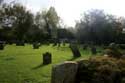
[0, 44, 101, 83]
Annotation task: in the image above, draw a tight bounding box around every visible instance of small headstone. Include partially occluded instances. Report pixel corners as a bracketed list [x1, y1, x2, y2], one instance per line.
[53, 39, 58, 47]
[0, 44, 4, 50]
[0, 41, 4, 50]
[43, 52, 52, 64]
[62, 40, 66, 46]
[33, 42, 40, 49]
[91, 46, 97, 55]
[16, 41, 25, 46]
[70, 44, 81, 57]
[58, 42, 61, 47]
[51, 61, 78, 83]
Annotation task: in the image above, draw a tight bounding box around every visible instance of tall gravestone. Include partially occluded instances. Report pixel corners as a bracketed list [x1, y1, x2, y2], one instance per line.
[43, 52, 52, 64]
[70, 43, 81, 57]
[51, 61, 78, 83]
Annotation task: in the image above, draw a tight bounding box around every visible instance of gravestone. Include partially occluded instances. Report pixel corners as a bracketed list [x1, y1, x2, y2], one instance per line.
[0, 44, 4, 50]
[16, 41, 25, 46]
[43, 52, 52, 64]
[0, 41, 4, 50]
[51, 61, 78, 83]
[63, 42, 66, 46]
[91, 46, 97, 55]
[70, 43, 81, 57]
[33, 42, 40, 49]
[58, 42, 61, 47]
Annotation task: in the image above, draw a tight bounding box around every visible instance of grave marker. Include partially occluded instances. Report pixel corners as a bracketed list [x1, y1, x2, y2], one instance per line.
[43, 52, 52, 64]
[70, 43, 81, 57]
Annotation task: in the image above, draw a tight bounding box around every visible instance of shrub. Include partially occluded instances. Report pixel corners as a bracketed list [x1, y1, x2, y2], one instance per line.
[104, 49, 122, 58]
[103, 43, 123, 58]
[75, 56, 125, 83]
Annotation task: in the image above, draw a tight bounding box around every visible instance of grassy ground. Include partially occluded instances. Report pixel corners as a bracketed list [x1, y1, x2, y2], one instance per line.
[0, 44, 101, 83]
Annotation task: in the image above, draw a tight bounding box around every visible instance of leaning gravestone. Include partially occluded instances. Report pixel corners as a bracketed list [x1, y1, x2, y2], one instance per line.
[51, 61, 78, 83]
[91, 46, 97, 55]
[70, 43, 81, 57]
[43, 52, 52, 64]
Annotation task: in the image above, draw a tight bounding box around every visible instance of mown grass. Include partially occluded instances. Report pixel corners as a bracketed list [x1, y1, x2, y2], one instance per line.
[0, 44, 100, 83]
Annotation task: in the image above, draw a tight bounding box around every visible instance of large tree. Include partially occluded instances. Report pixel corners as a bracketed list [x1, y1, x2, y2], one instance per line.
[76, 9, 124, 44]
[0, 3, 34, 41]
[35, 7, 60, 40]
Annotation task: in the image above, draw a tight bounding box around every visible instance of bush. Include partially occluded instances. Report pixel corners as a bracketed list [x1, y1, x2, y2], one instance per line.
[103, 43, 123, 58]
[75, 56, 125, 83]
[104, 49, 122, 58]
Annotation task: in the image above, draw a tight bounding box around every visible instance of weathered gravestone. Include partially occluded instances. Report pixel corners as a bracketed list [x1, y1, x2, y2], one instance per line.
[91, 46, 97, 55]
[51, 61, 78, 83]
[43, 52, 52, 64]
[70, 43, 81, 57]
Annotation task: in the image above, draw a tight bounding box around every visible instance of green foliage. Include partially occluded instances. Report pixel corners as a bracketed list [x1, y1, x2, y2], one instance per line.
[35, 7, 60, 40]
[103, 43, 123, 58]
[75, 9, 125, 44]
[0, 3, 34, 41]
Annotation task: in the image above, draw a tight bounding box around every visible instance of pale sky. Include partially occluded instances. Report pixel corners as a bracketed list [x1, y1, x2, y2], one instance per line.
[6, 0, 125, 27]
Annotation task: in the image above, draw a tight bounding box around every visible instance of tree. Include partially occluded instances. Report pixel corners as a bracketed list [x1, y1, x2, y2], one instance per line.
[45, 7, 59, 39]
[0, 3, 34, 42]
[34, 7, 60, 40]
[75, 9, 124, 45]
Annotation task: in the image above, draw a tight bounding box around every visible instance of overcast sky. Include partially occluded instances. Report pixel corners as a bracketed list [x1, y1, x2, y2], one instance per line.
[5, 0, 125, 27]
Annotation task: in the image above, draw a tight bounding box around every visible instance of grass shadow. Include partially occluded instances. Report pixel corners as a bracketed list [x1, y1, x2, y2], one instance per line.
[31, 63, 48, 70]
[4, 57, 15, 61]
